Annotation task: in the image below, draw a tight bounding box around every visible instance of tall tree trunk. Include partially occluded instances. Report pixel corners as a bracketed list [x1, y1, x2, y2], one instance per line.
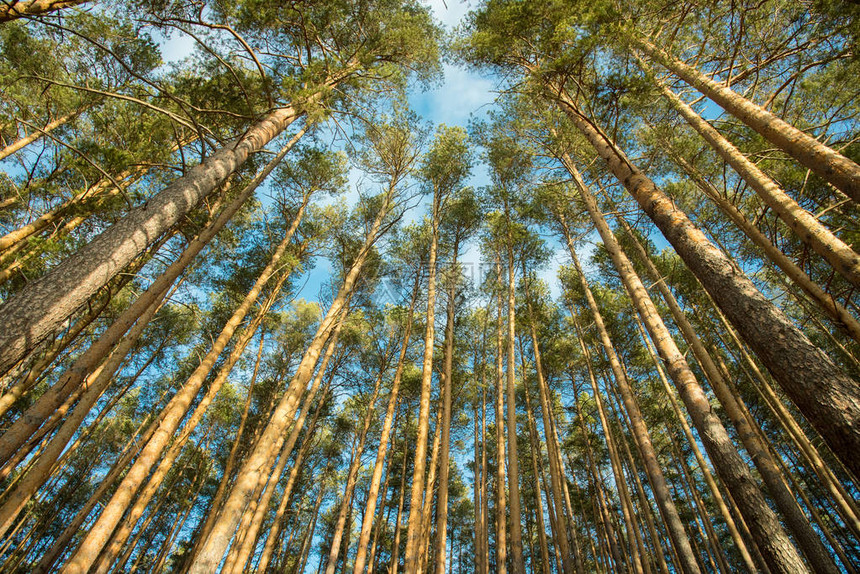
[632, 37, 860, 202]
[186, 178, 396, 574]
[391, 423, 410, 574]
[403, 188, 442, 573]
[521, 276, 576, 574]
[644, 68, 860, 287]
[0, 0, 87, 21]
[617, 213, 843, 574]
[353, 275, 419, 574]
[0, 81, 333, 372]
[493, 264, 508, 574]
[418, 408, 443, 574]
[521, 373, 551, 574]
[227, 313, 343, 574]
[548, 85, 860, 486]
[572, 318, 646, 574]
[0, 277, 173, 541]
[555, 151, 809, 574]
[556, 213, 699, 574]
[434, 243, 460, 574]
[60, 203, 305, 574]
[503, 230, 526, 574]
[254, 378, 332, 574]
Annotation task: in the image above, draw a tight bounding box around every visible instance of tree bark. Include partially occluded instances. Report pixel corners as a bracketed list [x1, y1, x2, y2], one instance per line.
[0, 0, 88, 21]
[668, 151, 860, 344]
[493, 259, 508, 574]
[0, 87, 328, 373]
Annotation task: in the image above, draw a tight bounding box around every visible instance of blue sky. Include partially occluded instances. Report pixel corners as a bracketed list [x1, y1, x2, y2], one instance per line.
[154, 0, 573, 303]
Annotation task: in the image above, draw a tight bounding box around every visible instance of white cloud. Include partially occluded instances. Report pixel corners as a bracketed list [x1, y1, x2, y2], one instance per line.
[410, 63, 497, 128]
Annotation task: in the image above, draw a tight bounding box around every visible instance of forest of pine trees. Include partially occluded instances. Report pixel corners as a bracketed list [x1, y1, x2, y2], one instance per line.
[0, 0, 857, 572]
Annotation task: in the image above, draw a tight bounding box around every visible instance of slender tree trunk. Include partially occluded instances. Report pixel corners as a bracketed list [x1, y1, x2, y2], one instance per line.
[403, 190, 442, 573]
[391, 426, 410, 574]
[549, 87, 860, 487]
[503, 233, 526, 574]
[187, 179, 396, 574]
[632, 37, 860, 203]
[572, 319, 645, 574]
[556, 214, 699, 574]
[434, 244, 460, 574]
[576, 397, 626, 573]
[521, 277, 575, 574]
[324, 367, 386, 574]
[418, 408, 443, 574]
[493, 270, 508, 574]
[644, 68, 860, 287]
[521, 374, 551, 574]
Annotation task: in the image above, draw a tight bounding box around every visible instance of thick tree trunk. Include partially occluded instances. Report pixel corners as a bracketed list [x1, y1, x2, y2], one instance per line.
[60, 205, 304, 574]
[618, 214, 842, 574]
[633, 37, 860, 202]
[556, 149, 809, 574]
[668, 152, 860, 344]
[0, 0, 87, 21]
[551, 85, 860, 487]
[648, 71, 860, 288]
[254, 374, 333, 574]
[186, 182, 394, 574]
